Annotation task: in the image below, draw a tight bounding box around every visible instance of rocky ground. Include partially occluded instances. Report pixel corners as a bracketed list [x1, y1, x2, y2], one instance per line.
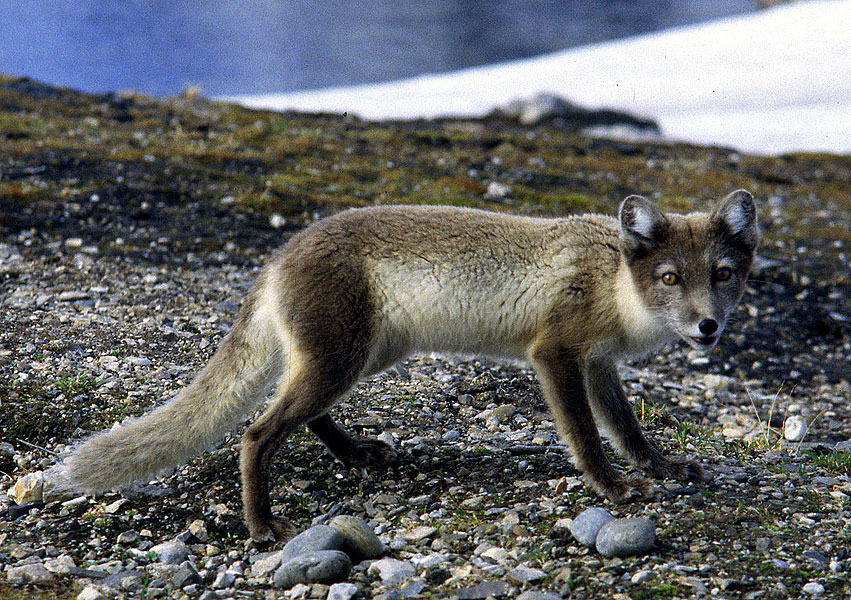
[1, 76, 850, 599]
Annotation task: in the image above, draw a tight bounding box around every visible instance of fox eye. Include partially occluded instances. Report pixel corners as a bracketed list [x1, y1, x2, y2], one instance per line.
[661, 272, 680, 286]
[714, 267, 733, 282]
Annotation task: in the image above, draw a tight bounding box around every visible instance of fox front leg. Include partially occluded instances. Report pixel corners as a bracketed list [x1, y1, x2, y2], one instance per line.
[529, 343, 657, 502]
[583, 356, 703, 483]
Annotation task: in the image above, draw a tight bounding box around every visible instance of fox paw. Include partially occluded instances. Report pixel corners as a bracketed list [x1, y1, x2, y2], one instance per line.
[593, 474, 659, 503]
[248, 517, 296, 546]
[646, 455, 704, 483]
[335, 438, 398, 468]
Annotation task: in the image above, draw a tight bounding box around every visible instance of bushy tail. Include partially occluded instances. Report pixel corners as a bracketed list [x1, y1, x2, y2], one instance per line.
[49, 294, 282, 494]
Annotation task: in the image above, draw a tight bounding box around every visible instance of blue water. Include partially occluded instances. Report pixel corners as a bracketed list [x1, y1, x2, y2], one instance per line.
[0, 1, 756, 97]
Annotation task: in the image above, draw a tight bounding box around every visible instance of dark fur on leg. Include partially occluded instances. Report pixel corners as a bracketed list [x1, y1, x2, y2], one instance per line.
[584, 357, 703, 484]
[240, 367, 358, 543]
[308, 414, 397, 467]
[530, 342, 659, 503]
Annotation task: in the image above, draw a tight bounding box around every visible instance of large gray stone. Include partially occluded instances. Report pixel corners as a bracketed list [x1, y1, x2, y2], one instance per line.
[6, 563, 54, 584]
[272, 550, 352, 589]
[150, 540, 189, 564]
[569, 507, 614, 547]
[595, 517, 656, 557]
[251, 551, 285, 577]
[399, 578, 426, 598]
[457, 580, 511, 599]
[102, 569, 146, 589]
[212, 571, 235, 589]
[494, 92, 659, 132]
[517, 593, 562, 600]
[172, 561, 202, 588]
[506, 567, 547, 585]
[329, 515, 386, 560]
[44, 554, 77, 574]
[281, 525, 346, 560]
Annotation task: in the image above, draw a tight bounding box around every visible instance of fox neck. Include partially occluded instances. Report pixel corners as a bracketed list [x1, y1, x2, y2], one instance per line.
[611, 261, 675, 358]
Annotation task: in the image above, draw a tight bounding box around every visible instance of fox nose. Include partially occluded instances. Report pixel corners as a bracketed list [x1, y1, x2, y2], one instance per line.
[698, 318, 718, 335]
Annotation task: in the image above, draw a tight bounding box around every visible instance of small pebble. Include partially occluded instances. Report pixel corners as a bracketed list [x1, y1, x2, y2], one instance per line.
[802, 581, 825, 595]
[784, 416, 807, 441]
[328, 582, 360, 600]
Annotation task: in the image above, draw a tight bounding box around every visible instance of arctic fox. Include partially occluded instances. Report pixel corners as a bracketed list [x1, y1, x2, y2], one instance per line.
[51, 190, 759, 542]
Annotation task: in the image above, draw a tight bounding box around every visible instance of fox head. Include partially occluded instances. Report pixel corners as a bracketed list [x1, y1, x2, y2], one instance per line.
[619, 190, 759, 352]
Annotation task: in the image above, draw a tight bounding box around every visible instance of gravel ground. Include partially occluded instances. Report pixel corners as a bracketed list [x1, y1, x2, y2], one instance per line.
[1, 77, 851, 599]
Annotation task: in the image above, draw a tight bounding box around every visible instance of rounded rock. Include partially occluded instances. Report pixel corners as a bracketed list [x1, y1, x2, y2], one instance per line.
[569, 507, 614, 547]
[595, 518, 655, 557]
[803, 581, 825, 595]
[631, 569, 655, 584]
[784, 415, 807, 442]
[329, 515, 386, 560]
[281, 525, 346, 560]
[272, 550, 352, 589]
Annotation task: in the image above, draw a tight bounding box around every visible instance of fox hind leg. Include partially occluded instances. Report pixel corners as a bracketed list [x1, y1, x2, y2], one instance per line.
[239, 360, 361, 544]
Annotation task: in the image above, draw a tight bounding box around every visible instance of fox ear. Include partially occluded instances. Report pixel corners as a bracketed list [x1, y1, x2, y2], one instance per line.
[619, 195, 668, 253]
[713, 189, 759, 249]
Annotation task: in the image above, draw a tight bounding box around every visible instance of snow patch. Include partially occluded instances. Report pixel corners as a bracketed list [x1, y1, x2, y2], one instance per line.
[224, 0, 851, 155]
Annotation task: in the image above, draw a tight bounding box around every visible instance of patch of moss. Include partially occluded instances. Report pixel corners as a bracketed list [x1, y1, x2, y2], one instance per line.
[0, 582, 80, 600]
[631, 582, 687, 599]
